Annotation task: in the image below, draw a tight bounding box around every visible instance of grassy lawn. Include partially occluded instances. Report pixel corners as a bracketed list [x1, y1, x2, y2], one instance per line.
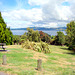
[0, 45, 75, 75]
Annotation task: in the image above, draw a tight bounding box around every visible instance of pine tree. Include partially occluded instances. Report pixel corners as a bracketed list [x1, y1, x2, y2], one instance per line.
[0, 12, 13, 44]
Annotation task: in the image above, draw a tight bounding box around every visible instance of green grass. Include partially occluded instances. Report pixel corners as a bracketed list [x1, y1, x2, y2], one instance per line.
[0, 45, 75, 75]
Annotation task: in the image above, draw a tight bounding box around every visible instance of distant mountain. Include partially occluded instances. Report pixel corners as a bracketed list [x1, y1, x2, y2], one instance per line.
[11, 27, 66, 31]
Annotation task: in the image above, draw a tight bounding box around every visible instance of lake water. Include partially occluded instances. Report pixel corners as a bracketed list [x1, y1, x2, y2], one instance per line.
[11, 30, 66, 36]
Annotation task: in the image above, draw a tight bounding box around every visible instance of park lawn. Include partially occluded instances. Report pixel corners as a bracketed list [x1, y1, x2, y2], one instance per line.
[0, 45, 75, 75]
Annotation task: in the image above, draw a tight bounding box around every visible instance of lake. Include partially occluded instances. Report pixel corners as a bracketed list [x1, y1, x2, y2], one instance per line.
[11, 30, 66, 36]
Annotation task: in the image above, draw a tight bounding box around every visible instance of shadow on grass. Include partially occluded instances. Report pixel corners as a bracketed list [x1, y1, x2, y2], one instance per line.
[0, 50, 7, 52]
[60, 48, 68, 50]
[66, 52, 75, 55]
[61, 48, 75, 55]
[63, 50, 75, 55]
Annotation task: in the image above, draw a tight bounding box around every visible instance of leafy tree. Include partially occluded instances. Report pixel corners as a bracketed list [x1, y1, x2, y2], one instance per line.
[13, 35, 21, 44]
[39, 31, 51, 44]
[27, 28, 40, 42]
[0, 12, 13, 44]
[54, 31, 65, 45]
[21, 32, 27, 40]
[27, 28, 33, 41]
[66, 21, 75, 50]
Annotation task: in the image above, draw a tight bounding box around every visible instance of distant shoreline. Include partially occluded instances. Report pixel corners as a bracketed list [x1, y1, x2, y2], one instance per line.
[11, 29, 66, 36]
[10, 27, 66, 31]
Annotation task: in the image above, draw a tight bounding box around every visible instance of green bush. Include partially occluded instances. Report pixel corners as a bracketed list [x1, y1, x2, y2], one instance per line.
[22, 40, 34, 49]
[22, 40, 51, 54]
[68, 45, 75, 52]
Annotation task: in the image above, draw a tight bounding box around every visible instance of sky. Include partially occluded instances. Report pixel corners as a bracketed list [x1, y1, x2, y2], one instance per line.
[0, 0, 75, 28]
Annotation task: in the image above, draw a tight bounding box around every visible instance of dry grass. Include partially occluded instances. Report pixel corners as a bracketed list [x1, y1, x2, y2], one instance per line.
[0, 45, 75, 75]
[31, 51, 48, 62]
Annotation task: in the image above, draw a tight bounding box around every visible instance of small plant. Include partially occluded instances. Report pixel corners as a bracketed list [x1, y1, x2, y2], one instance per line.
[40, 42, 51, 53]
[22, 40, 51, 54]
[22, 40, 34, 49]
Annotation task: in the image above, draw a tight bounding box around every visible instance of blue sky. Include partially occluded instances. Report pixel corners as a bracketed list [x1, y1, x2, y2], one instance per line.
[0, 0, 75, 28]
[62, 2, 70, 6]
[0, 0, 40, 10]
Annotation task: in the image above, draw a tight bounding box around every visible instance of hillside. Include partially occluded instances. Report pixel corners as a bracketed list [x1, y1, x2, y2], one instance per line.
[0, 45, 75, 75]
[11, 27, 66, 31]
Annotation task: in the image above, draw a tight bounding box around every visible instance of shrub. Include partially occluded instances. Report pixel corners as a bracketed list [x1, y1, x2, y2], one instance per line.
[22, 40, 34, 49]
[22, 40, 51, 54]
[53, 31, 65, 45]
[13, 35, 21, 45]
[39, 31, 51, 44]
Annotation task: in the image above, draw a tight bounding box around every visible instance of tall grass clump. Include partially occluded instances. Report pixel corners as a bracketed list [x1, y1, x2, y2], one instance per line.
[22, 40, 51, 54]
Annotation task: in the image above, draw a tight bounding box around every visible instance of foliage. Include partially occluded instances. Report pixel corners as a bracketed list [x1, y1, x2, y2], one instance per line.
[0, 12, 13, 45]
[22, 40, 51, 53]
[27, 28, 40, 42]
[50, 35, 56, 45]
[54, 31, 65, 45]
[66, 21, 75, 50]
[39, 31, 51, 44]
[13, 35, 21, 44]
[21, 28, 52, 44]
[22, 40, 34, 49]
[21, 32, 27, 40]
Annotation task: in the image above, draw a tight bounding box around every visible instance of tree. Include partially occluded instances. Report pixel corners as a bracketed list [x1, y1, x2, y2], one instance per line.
[66, 21, 75, 50]
[0, 23, 4, 43]
[21, 32, 27, 41]
[39, 31, 51, 44]
[27, 28, 40, 42]
[0, 12, 6, 29]
[54, 31, 65, 45]
[13, 35, 21, 44]
[0, 12, 13, 45]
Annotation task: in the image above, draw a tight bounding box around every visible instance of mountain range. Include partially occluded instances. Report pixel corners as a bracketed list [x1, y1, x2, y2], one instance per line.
[11, 27, 66, 31]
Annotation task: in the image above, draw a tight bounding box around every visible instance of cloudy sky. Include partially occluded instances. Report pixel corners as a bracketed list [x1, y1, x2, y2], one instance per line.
[0, 0, 75, 28]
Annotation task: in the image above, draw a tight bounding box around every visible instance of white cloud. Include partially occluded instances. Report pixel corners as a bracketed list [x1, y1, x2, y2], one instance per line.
[40, 0, 74, 27]
[1, 0, 75, 28]
[28, 0, 75, 22]
[42, 23, 58, 28]
[2, 8, 42, 21]
[29, 0, 66, 6]
[28, 0, 49, 6]
[42, 0, 72, 20]
[56, 6, 72, 20]
[2, 8, 43, 28]
[7, 21, 33, 28]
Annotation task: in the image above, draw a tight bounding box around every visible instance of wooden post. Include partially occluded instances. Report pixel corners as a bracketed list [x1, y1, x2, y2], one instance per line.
[2, 55, 7, 65]
[37, 59, 42, 71]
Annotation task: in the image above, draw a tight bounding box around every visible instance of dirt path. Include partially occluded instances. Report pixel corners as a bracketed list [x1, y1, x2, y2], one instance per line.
[0, 72, 8, 75]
